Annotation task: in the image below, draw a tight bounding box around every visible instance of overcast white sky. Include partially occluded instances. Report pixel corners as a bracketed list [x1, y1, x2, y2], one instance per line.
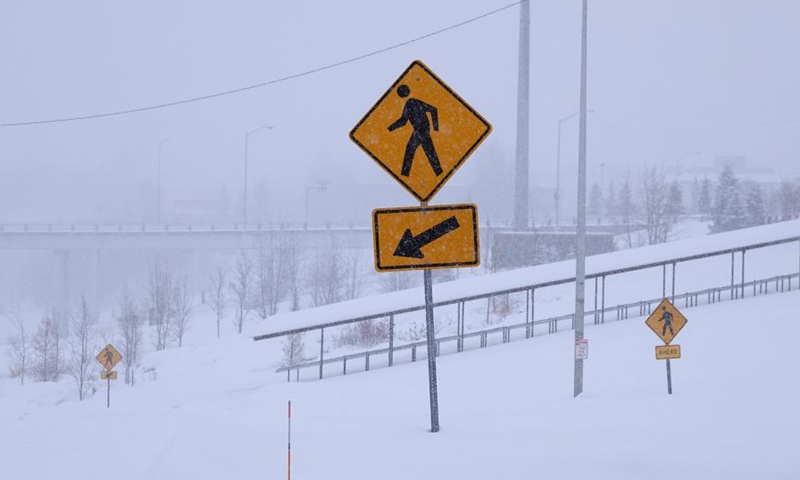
[1, 0, 798, 223]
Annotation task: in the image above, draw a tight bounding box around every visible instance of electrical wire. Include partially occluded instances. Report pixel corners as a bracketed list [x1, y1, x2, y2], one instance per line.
[0, 1, 525, 128]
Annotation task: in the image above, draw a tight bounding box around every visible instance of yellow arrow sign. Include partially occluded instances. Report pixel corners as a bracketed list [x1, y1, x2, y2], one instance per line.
[96, 344, 122, 372]
[645, 299, 688, 345]
[100, 370, 118, 380]
[372, 204, 479, 272]
[350, 60, 492, 203]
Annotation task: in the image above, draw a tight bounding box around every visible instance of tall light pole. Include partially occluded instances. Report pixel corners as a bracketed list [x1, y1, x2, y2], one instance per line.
[514, 0, 530, 230]
[156, 138, 169, 224]
[574, 0, 589, 399]
[243, 125, 273, 227]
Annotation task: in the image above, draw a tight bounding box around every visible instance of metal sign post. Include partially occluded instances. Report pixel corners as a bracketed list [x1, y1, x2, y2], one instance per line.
[351, 59, 491, 433]
[96, 344, 122, 409]
[647, 300, 687, 395]
[423, 268, 440, 433]
[287, 400, 292, 480]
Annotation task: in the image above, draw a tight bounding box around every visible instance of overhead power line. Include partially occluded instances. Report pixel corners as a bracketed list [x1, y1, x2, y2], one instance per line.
[0, 1, 525, 128]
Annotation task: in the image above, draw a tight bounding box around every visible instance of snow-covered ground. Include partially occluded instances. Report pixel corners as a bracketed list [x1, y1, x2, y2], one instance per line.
[1, 289, 799, 479]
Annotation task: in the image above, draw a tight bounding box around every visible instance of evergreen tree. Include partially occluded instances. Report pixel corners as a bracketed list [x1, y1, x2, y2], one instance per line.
[618, 176, 636, 248]
[711, 165, 745, 233]
[698, 177, 712, 215]
[779, 180, 800, 218]
[604, 180, 617, 220]
[743, 182, 765, 227]
[666, 181, 684, 217]
[588, 181, 603, 218]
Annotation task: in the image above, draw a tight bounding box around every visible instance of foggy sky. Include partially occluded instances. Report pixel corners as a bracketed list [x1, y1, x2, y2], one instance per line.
[1, 0, 798, 224]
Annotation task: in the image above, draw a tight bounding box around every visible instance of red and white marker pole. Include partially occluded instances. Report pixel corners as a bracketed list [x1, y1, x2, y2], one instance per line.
[287, 400, 292, 480]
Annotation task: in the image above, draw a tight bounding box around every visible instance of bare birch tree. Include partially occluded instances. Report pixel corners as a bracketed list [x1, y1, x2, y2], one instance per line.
[256, 236, 285, 319]
[147, 260, 174, 350]
[281, 333, 306, 368]
[229, 251, 253, 334]
[32, 314, 60, 382]
[5, 303, 28, 385]
[207, 267, 226, 338]
[115, 289, 143, 385]
[171, 276, 192, 347]
[282, 237, 303, 311]
[68, 297, 96, 400]
[307, 236, 347, 307]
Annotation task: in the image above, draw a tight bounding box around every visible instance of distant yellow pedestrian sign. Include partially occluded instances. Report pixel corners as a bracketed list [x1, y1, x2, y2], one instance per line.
[350, 60, 492, 203]
[372, 204, 479, 271]
[645, 299, 687, 345]
[96, 344, 122, 372]
[656, 344, 681, 360]
[100, 370, 118, 380]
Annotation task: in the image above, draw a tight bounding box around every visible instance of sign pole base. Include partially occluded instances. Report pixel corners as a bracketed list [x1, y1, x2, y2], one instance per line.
[666, 358, 673, 395]
[107, 377, 111, 408]
[423, 269, 440, 433]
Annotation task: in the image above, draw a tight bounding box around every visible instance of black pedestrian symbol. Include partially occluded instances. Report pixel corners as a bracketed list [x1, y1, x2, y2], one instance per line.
[658, 306, 675, 337]
[387, 84, 442, 177]
[105, 349, 114, 367]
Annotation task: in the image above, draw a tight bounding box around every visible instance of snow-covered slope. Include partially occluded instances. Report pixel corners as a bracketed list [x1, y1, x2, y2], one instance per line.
[1, 290, 798, 480]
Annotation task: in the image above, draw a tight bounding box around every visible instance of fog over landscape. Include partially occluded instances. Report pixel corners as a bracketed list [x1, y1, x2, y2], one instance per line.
[1, 2, 799, 479]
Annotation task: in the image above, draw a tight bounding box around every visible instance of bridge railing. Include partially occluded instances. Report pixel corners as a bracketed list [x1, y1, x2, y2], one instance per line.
[0, 220, 516, 234]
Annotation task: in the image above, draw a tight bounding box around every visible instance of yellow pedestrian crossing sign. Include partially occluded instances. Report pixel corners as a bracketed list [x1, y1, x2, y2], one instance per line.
[350, 60, 492, 203]
[645, 299, 687, 345]
[96, 344, 122, 372]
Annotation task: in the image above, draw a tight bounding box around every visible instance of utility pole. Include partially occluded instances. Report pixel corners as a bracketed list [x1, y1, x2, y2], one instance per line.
[514, 0, 530, 230]
[574, 0, 589, 398]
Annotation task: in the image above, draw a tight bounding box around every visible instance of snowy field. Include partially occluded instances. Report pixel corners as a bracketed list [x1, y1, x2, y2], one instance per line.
[1, 289, 799, 479]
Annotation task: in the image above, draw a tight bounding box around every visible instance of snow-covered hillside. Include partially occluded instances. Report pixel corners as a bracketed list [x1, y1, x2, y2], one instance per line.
[1, 288, 798, 479]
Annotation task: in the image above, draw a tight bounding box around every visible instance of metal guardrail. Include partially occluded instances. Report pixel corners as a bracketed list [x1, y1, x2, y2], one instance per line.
[256, 234, 800, 341]
[277, 272, 800, 381]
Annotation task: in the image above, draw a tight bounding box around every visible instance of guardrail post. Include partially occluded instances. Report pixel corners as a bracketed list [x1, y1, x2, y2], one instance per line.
[531, 288, 536, 336]
[593, 277, 599, 325]
[389, 314, 395, 367]
[525, 289, 530, 339]
[343, 356, 347, 375]
[671, 262, 676, 301]
[365, 353, 370, 371]
[601, 276, 606, 324]
[319, 328, 324, 380]
[412, 345, 417, 362]
[730, 252, 735, 300]
[741, 250, 746, 299]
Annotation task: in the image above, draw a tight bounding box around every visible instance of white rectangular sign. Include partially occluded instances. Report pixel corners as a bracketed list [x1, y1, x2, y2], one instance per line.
[575, 338, 588, 360]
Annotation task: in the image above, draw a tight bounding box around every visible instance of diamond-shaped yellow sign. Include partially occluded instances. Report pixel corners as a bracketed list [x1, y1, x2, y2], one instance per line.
[96, 344, 122, 372]
[645, 299, 687, 345]
[350, 60, 492, 203]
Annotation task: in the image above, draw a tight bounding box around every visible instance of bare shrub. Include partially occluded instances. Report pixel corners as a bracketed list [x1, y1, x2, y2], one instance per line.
[335, 319, 389, 348]
[5, 303, 28, 385]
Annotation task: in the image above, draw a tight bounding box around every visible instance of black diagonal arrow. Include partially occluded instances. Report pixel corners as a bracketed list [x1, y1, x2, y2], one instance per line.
[393, 216, 460, 259]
